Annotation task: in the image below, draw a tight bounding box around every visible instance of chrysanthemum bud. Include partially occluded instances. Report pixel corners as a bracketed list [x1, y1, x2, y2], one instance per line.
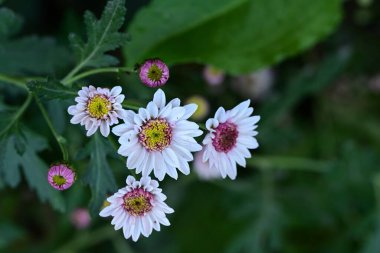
[47, 163, 75, 190]
[139, 59, 169, 87]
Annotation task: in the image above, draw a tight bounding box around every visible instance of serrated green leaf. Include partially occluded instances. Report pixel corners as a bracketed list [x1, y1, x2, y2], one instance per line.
[0, 8, 22, 40]
[82, 133, 117, 215]
[0, 36, 72, 75]
[0, 128, 65, 212]
[27, 80, 77, 101]
[68, 0, 127, 70]
[125, 0, 341, 74]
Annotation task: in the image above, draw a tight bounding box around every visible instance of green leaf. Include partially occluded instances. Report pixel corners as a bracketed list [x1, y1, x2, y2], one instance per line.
[81, 133, 117, 215]
[27, 80, 77, 101]
[0, 36, 72, 75]
[68, 0, 127, 69]
[0, 128, 65, 212]
[0, 7, 22, 40]
[125, 0, 342, 74]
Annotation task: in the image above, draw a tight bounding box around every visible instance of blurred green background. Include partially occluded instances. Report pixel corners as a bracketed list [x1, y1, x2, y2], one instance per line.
[1, 0, 380, 252]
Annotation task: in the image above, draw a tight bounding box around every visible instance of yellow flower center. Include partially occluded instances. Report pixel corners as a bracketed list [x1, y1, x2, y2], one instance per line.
[139, 119, 172, 151]
[123, 189, 153, 216]
[147, 64, 163, 81]
[87, 95, 111, 119]
[52, 175, 66, 186]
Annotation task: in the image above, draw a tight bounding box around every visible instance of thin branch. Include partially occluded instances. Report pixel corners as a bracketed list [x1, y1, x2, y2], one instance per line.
[35, 96, 69, 161]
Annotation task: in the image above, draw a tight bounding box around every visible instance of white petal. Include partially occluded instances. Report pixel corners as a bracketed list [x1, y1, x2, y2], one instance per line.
[147, 101, 158, 118]
[100, 121, 110, 137]
[115, 94, 125, 103]
[86, 122, 99, 136]
[67, 105, 77, 115]
[110, 86, 122, 96]
[168, 98, 180, 108]
[70, 112, 86, 124]
[153, 89, 166, 110]
[163, 148, 180, 168]
[215, 107, 227, 122]
[113, 124, 129, 136]
[181, 104, 198, 120]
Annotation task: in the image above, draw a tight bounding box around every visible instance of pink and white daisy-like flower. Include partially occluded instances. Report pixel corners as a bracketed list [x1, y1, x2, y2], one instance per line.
[139, 59, 169, 87]
[70, 208, 91, 230]
[99, 176, 174, 241]
[203, 65, 225, 86]
[112, 89, 202, 180]
[202, 100, 260, 180]
[47, 164, 75, 190]
[68, 86, 126, 137]
[193, 150, 221, 180]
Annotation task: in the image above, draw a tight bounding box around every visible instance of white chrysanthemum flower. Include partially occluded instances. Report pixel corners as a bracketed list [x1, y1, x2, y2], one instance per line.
[112, 89, 203, 181]
[99, 176, 174, 241]
[202, 100, 260, 180]
[68, 85, 126, 137]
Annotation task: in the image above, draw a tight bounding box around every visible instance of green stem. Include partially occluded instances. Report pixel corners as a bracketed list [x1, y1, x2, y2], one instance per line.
[35, 96, 69, 161]
[0, 94, 32, 137]
[62, 67, 135, 86]
[0, 73, 28, 90]
[123, 104, 140, 111]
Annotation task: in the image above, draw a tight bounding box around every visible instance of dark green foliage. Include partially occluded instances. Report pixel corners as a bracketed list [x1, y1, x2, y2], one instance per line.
[0, 128, 65, 212]
[27, 80, 77, 101]
[0, 8, 72, 75]
[68, 0, 128, 69]
[0, 0, 380, 252]
[0, 36, 72, 75]
[80, 133, 117, 215]
[125, 0, 341, 74]
[0, 8, 22, 39]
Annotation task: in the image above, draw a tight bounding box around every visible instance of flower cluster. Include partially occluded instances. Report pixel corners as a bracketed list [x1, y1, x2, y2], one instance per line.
[59, 59, 260, 241]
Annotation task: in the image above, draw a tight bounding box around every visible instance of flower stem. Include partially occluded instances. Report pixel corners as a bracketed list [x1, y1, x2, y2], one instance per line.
[0, 73, 28, 90]
[62, 67, 136, 86]
[0, 93, 33, 137]
[35, 96, 69, 161]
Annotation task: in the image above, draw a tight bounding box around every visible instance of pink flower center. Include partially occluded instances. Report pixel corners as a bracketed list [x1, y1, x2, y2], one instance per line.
[138, 118, 172, 151]
[123, 188, 153, 216]
[212, 122, 238, 153]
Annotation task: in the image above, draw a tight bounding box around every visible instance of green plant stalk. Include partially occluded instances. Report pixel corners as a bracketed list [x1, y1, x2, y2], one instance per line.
[34, 96, 69, 161]
[0, 73, 28, 90]
[0, 93, 33, 137]
[62, 67, 136, 85]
